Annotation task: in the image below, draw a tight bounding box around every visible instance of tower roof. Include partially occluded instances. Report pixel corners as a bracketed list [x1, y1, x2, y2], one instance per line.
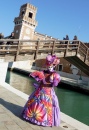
[21, 3, 37, 11]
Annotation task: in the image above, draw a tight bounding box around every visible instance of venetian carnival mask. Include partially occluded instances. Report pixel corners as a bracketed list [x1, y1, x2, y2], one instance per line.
[48, 65, 54, 72]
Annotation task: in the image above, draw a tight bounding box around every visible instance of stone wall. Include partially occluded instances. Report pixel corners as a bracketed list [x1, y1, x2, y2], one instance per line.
[0, 61, 8, 82]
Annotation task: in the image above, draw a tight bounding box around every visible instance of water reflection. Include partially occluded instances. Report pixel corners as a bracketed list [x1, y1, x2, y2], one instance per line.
[5, 70, 35, 95]
[6, 70, 89, 125]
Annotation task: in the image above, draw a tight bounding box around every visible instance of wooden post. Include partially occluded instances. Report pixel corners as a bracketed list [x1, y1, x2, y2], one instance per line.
[49, 41, 51, 48]
[14, 40, 21, 61]
[2, 42, 6, 51]
[84, 48, 89, 63]
[76, 41, 80, 56]
[51, 41, 55, 55]
[64, 40, 69, 57]
[34, 40, 40, 60]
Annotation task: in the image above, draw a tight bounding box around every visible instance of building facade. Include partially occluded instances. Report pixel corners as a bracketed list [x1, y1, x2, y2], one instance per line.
[14, 3, 57, 41]
[14, 3, 37, 40]
[13, 3, 88, 77]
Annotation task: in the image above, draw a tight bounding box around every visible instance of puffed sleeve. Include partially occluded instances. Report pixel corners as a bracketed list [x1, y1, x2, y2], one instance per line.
[30, 71, 45, 82]
[50, 72, 61, 87]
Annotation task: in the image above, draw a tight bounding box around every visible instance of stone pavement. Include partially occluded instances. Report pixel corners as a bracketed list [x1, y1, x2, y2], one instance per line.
[0, 83, 88, 130]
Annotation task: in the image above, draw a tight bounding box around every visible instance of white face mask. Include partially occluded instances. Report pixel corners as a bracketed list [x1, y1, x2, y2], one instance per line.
[48, 65, 54, 72]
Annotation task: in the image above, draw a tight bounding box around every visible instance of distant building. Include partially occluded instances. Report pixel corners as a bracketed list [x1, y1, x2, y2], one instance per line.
[13, 3, 88, 77]
[13, 3, 56, 41]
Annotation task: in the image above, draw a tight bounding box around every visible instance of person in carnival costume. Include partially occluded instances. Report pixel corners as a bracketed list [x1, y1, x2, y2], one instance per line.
[21, 54, 61, 127]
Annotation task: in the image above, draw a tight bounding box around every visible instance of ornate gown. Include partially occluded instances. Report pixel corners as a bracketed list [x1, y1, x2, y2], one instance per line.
[21, 70, 61, 126]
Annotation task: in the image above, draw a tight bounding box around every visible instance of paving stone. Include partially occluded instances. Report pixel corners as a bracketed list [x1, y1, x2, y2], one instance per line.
[3, 121, 16, 125]
[0, 89, 7, 94]
[0, 122, 8, 130]
[6, 125, 23, 130]
[4, 111, 17, 121]
[0, 106, 5, 113]
[30, 124, 43, 130]
[42, 126, 65, 130]
[5, 122, 23, 130]
[0, 126, 8, 130]
[14, 118, 30, 127]
[20, 126, 33, 130]
[0, 113, 12, 122]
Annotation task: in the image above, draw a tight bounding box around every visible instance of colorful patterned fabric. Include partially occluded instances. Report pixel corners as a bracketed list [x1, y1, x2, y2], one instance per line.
[21, 86, 60, 126]
[21, 70, 61, 126]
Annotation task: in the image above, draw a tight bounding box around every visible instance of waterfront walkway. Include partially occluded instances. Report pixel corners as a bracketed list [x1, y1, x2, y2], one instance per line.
[0, 82, 89, 130]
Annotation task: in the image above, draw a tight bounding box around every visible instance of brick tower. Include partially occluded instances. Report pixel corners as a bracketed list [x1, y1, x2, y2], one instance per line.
[13, 3, 38, 39]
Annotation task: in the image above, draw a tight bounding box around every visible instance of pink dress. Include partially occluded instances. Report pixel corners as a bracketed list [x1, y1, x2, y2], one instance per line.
[21, 70, 61, 126]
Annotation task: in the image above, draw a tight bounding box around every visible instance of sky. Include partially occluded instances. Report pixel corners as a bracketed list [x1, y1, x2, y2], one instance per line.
[0, 0, 89, 42]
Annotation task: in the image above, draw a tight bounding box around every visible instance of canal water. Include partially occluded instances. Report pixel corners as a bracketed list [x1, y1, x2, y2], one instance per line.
[6, 70, 89, 126]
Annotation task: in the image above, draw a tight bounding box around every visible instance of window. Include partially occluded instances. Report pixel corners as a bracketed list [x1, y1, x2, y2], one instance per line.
[16, 30, 18, 33]
[28, 12, 33, 18]
[32, 62, 35, 66]
[58, 64, 63, 71]
[22, 11, 25, 16]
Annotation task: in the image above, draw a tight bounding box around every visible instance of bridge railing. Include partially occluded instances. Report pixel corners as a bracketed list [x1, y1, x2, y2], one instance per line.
[0, 39, 89, 64]
[77, 41, 89, 64]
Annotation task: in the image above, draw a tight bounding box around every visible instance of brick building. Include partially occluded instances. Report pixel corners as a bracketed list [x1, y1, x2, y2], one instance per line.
[13, 3, 87, 77]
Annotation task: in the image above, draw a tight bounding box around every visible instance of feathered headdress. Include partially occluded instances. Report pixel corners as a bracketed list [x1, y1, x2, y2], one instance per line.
[45, 54, 60, 67]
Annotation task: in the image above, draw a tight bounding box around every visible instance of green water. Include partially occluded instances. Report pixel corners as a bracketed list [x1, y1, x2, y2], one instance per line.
[6, 70, 89, 126]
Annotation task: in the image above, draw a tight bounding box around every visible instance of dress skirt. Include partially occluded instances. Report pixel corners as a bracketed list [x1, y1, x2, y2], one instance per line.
[21, 86, 60, 126]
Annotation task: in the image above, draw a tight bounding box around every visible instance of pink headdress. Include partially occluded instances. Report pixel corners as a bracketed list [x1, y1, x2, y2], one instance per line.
[46, 54, 60, 67]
